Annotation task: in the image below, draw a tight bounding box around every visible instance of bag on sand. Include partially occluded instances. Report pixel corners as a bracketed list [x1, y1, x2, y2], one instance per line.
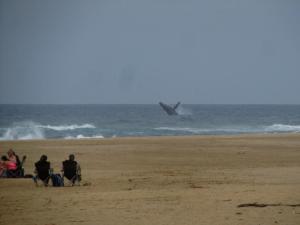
[51, 174, 64, 187]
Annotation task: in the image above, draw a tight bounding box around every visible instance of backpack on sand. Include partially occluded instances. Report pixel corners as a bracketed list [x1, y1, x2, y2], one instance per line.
[51, 174, 64, 187]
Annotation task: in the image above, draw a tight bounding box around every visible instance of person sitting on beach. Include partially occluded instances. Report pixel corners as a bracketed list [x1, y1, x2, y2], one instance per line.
[7, 149, 20, 164]
[0, 155, 17, 177]
[62, 154, 81, 185]
[34, 155, 51, 186]
[5, 149, 26, 177]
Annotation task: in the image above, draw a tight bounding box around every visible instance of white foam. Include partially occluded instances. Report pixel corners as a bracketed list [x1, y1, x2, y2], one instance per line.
[155, 124, 300, 134]
[264, 124, 300, 132]
[176, 106, 192, 116]
[38, 124, 96, 131]
[154, 126, 259, 134]
[64, 134, 104, 139]
[155, 127, 203, 133]
[0, 122, 97, 140]
[0, 121, 44, 140]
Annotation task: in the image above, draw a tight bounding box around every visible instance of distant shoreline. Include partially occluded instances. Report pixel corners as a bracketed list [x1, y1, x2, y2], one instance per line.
[1, 132, 300, 143]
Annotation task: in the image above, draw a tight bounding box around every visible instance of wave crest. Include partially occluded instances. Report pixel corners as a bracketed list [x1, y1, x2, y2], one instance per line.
[38, 124, 96, 131]
[265, 124, 300, 132]
[0, 121, 44, 140]
[155, 124, 300, 134]
[0, 122, 96, 140]
[154, 127, 203, 133]
[64, 134, 104, 139]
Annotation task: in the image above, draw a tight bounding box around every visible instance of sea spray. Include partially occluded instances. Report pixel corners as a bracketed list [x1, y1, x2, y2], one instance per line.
[0, 121, 44, 140]
[176, 105, 192, 116]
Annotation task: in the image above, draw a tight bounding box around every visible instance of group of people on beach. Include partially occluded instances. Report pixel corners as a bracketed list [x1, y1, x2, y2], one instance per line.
[34, 154, 81, 186]
[0, 149, 81, 186]
[0, 149, 22, 177]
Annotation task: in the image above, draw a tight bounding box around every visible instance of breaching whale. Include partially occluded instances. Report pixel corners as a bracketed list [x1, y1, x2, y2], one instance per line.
[159, 102, 180, 115]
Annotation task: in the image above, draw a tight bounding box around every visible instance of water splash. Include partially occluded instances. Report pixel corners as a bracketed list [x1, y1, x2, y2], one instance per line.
[177, 105, 192, 116]
[0, 121, 44, 140]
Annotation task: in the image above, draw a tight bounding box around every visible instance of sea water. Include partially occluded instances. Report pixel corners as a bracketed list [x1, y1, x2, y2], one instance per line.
[1, 104, 300, 140]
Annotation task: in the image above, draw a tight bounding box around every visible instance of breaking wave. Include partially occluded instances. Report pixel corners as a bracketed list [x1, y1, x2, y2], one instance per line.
[264, 124, 300, 132]
[155, 127, 204, 133]
[38, 124, 96, 131]
[0, 121, 45, 140]
[154, 127, 253, 134]
[0, 121, 97, 141]
[64, 134, 104, 139]
[1, 121, 300, 141]
[155, 124, 300, 134]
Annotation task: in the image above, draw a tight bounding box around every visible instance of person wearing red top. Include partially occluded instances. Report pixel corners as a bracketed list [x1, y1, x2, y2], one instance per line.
[7, 149, 18, 164]
[0, 155, 17, 177]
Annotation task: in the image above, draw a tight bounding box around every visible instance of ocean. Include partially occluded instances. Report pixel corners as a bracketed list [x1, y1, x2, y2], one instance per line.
[1, 104, 300, 140]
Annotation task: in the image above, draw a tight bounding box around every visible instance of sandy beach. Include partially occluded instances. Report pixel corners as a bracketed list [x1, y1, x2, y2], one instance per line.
[0, 134, 300, 225]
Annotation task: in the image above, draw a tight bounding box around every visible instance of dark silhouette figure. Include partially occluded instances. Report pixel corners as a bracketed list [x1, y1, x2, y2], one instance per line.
[34, 155, 51, 186]
[159, 102, 180, 115]
[62, 154, 81, 186]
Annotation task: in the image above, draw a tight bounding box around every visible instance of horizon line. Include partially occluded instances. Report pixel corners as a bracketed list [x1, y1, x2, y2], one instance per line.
[1, 103, 300, 106]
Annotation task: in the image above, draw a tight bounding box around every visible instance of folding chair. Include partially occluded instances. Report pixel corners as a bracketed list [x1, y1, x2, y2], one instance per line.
[33, 160, 51, 186]
[62, 160, 81, 186]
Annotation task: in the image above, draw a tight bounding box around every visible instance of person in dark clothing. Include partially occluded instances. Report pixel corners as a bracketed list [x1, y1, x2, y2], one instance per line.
[62, 154, 81, 185]
[34, 155, 51, 186]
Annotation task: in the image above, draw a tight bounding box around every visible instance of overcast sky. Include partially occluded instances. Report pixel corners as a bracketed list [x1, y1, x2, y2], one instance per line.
[0, 0, 299, 104]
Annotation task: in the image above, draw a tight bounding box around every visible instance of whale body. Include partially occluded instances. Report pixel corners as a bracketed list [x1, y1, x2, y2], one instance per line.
[159, 102, 180, 115]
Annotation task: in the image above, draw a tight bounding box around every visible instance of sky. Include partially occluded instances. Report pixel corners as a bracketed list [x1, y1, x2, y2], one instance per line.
[0, 0, 299, 104]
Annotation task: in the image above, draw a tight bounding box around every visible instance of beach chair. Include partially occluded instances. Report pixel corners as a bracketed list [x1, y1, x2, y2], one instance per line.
[6, 155, 26, 178]
[62, 159, 81, 186]
[33, 160, 51, 186]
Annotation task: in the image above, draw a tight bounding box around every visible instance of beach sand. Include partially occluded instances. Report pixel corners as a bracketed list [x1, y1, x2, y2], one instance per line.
[0, 134, 300, 225]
